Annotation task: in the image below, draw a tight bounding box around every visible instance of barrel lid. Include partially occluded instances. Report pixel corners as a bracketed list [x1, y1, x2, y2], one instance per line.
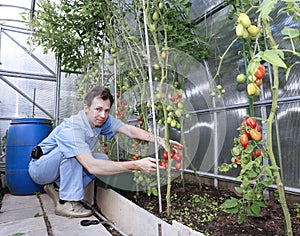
[11, 118, 53, 125]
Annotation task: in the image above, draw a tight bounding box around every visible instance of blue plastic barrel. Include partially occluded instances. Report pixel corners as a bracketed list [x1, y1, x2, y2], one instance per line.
[6, 118, 53, 195]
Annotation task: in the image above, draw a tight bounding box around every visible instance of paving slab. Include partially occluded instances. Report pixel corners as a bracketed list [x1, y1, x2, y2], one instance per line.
[0, 194, 47, 236]
[41, 194, 111, 236]
[0, 193, 112, 236]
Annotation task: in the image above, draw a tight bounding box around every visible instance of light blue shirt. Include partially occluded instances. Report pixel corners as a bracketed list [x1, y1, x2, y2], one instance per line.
[38, 110, 124, 158]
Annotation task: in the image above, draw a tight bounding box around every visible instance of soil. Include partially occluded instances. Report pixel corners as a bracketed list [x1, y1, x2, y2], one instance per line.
[118, 177, 300, 236]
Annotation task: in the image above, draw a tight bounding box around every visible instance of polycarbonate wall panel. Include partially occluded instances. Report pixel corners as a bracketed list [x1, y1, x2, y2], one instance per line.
[269, 102, 300, 189]
[191, 2, 300, 190]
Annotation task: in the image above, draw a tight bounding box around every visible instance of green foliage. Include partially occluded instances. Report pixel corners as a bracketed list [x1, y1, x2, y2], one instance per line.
[26, 0, 109, 73]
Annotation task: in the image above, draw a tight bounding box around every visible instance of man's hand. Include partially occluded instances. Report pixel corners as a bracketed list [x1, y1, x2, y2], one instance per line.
[169, 139, 183, 151]
[135, 157, 157, 173]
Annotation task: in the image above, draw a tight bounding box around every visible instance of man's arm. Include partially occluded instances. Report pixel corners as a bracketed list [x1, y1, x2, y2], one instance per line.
[117, 124, 182, 149]
[76, 152, 157, 175]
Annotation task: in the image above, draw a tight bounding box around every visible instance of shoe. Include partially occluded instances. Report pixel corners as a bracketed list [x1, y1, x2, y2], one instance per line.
[55, 201, 93, 218]
[44, 184, 59, 207]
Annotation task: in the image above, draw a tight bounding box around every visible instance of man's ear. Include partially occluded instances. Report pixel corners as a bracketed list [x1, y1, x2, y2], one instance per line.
[84, 104, 89, 113]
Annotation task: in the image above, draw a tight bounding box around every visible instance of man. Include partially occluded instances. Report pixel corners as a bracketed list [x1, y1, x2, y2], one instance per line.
[29, 85, 181, 218]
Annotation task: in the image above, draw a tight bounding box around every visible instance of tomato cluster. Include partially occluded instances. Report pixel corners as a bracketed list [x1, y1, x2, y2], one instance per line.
[231, 116, 264, 166]
[235, 13, 260, 39]
[160, 145, 183, 170]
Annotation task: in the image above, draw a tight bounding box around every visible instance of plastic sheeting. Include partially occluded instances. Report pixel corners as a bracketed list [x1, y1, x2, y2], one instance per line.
[0, 1, 299, 191]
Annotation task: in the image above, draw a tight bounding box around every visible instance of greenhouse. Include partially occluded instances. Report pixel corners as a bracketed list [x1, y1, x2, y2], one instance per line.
[0, 0, 299, 235]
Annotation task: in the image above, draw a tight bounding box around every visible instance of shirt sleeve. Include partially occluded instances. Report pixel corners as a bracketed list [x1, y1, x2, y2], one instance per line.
[100, 115, 124, 140]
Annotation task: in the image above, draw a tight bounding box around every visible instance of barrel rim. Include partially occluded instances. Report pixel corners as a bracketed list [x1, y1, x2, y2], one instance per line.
[10, 118, 53, 125]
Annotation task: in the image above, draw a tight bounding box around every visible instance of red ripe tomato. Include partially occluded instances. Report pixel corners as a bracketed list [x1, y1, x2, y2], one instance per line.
[122, 99, 127, 105]
[159, 161, 168, 169]
[163, 151, 168, 160]
[116, 91, 121, 98]
[103, 150, 109, 155]
[171, 151, 175, 158]
[246, 117, 257, 129]
[173, 153, 182, 162]
[175, 161, 182, 170]
[178, 145, 183, 150]
[240, 133, 249, 148]
[254, 64, 266, 80]
[251, 149, 262, 160]
[249, 129, 262, 141]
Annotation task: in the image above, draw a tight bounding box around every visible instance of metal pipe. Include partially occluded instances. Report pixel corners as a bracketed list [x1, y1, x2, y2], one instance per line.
[0, 25, 31, 34]
[0, 4, 30, 11]
[183, 168, 300, 195]
[188, 95, 300, 115]
[0, 69, 56, 81]
[192, 1, 228, 26]
[32, 88, 36, 117]
[0, 75, 53, 119]
[54, 57, 61, 126]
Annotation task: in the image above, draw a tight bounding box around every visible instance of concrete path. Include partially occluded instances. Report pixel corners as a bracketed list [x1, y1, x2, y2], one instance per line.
[0, 193, 112, 236]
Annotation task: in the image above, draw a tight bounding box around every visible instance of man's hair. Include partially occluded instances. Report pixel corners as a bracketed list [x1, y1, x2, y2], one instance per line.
[84, 86, 114, 108]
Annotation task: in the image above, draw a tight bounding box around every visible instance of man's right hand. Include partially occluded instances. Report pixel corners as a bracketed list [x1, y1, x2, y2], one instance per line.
[135, 157, 157, 173]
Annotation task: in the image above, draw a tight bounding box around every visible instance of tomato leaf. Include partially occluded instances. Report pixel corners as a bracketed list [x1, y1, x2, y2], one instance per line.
[257, 0, 278, 21]
[237, 213, 246, 224]
[262, 50, 287, 68]
[218, 163, 231, 172]
[234, 187, 244, 194]
[245, 191, 256, 201]
[247, 170, 258, 178]
[250, 203, 262, 217]
[221, 197, 240, 214]
[281, 26, 300, 39]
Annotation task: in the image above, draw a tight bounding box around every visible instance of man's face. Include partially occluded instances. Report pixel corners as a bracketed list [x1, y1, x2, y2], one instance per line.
[84, 96, 111, 128]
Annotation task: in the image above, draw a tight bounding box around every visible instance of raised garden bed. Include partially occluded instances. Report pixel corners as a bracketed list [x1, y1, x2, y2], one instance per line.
[94, 174, 300, 236]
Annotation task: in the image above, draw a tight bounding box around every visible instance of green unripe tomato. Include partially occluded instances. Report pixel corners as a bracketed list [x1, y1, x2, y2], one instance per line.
[247, 25, 260, 37]
[236, 73, 246, 84]
[177, 102, 184, 109]
[235, 24, 244, 37]
[238, 13, 251, 28]
[152, 11, 159, 21]
[170, 119, 177, 128]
